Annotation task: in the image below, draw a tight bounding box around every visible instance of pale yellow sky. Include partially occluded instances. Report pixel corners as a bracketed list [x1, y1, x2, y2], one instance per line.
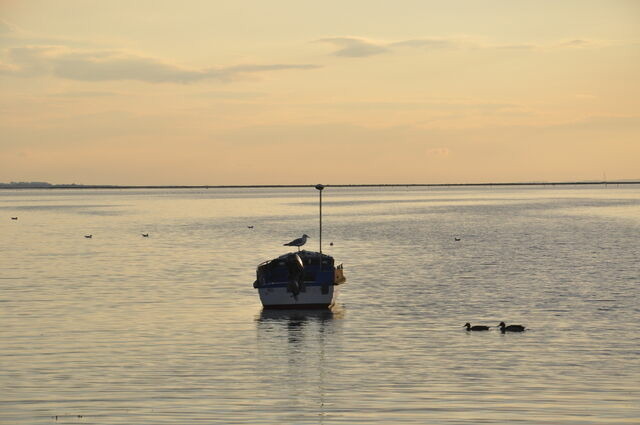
[1, 0, 639, 185]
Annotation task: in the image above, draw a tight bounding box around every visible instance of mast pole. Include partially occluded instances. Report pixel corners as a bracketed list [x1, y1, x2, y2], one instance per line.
[315, 184, 324, 254]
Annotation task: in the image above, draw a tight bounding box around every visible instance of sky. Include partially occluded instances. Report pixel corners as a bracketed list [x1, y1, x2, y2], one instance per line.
[1, 0, 639, 185]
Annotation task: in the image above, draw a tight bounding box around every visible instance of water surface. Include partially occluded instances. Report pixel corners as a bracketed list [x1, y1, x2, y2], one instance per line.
[1, 186, 639, 424]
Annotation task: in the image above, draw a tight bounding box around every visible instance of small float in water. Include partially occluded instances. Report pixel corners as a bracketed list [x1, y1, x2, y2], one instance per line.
[253, 184, 346, 309]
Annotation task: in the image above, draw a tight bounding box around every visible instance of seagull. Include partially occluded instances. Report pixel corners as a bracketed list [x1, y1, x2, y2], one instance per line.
[247, 225, 254, 229]
[464, 323, 490, 331]
[84, 234, 92, 239]
[141, 233, 149, 237]
[498, 322, 526, 333]
[11, 217, 18, 220]
[284, 234, 310, 251]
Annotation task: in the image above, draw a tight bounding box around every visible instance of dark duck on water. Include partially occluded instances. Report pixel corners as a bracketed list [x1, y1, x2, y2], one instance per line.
[464, 323, 490, 331]
[498, 322, 526, 333]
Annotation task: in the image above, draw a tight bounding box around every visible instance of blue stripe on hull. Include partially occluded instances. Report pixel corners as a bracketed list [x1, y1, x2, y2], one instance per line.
[262, 302, 334, 310]
[257, 281, 333, 289]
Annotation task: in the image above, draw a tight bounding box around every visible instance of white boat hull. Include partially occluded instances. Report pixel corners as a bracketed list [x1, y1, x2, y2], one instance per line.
[258, 283, 340, 309]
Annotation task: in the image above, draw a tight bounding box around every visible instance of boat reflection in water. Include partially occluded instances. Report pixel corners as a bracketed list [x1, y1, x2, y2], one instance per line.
[257, 306, 343, 326]
[255, 307, 344, 421]
[256, 306, 344, 342]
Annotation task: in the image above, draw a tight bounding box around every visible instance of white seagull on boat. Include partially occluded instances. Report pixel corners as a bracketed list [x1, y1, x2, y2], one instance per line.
[283, 234, 310, 251]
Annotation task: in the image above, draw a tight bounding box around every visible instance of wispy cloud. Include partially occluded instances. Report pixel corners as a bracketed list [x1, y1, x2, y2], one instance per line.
[426, 148, 450, 157]
[298, 99, 522, 112]
[388, 38, 467, 50]
[316, 36, 610, 58]
[0, 18, 102, 49]
[553, 39, 600, 49]
[316, 36, 478, 57]
[0, 45, 320, 83]
[314, 37, 389, 57]
[195, 91, 266, 100]
[46, 90, 118, 98]
[0, 18, 18, 35]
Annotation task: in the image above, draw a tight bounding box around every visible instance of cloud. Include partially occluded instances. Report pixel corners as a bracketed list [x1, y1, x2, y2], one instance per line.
[389, 38, 466, 50]
[1, 20, 321, 83]
[316, 35, 611, 58]
[495, 44, 537, 51]
[309, 100, 521, 112]
[0, 18, 18, 34]
[46, 91, 118, 98]
[195, 91, 265, 99]
[0, 61, 19, 73]
[316, 36, 480, 57]
[553, 39, 599, 49]
[314, 37, 389, 57]
[0, 18, 101, 49]
[426, 148, 450, 157]
[0, 45, 320, 83]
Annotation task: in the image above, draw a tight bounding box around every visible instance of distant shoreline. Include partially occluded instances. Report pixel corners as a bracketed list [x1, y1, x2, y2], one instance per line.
[1, 181, 639, 190]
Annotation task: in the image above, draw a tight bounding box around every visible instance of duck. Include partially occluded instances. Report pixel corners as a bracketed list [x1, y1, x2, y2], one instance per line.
[141, 233, 149, 237]
[84, 234, 92, 238]
[454, 237, 461, 241]
[498, 322, 526, 332]
[11, 217, 18, 220]
[464, 323, 490, 331]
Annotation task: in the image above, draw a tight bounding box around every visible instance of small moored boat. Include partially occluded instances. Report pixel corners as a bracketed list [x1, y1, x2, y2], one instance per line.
[253, 250, 345, 308]
[253, 184, 346, 309]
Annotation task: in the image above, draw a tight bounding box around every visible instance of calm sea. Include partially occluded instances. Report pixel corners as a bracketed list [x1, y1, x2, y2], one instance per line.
[1, 186, 639, 424]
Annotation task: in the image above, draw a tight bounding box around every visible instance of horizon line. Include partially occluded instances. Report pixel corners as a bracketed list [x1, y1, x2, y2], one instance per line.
[1, 180, 639, 190]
